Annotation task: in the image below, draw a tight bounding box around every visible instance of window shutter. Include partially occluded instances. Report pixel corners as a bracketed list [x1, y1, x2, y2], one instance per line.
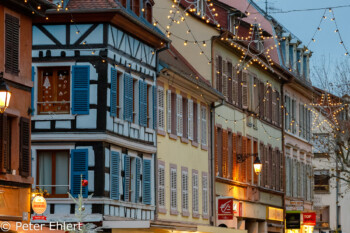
[241, 137, 247, 182]
[265, 146, 269, 187]
[202, 173, 208, 216]
[214, 126, 218, 175]
[222, 60, 228, 99]
[167, 90, 172, 133]
[139, 81, 147, 127]
[182, 98, 188, 139]
[5, 14, 19, 75]
[123, 73, 133, 122]
[253, 142, 258, 185]
[259, 81, 264, 117]
[286, 157, 290, 196]
[181, 168, 189, 214]
[238, 72, 243, 107]
[259, 143, 265, 187]
[232, 66, 238, 105]
[216, 56, 223, 92]
[135, 157, 141, 203]
[276, 91, 280, 126]
[19, 117, 30, 177]
[0, 114, 9, 173]
[176, 95, 183, 137]
[143, 159, 151, 205]
[197, 103, 201, 142]
[272, 149, 276, 189]
[248, 75, 253, 111]
[201, 106, 207, 145]
[193, 102, 198, 142]
[123, 154, 131, 201]
[247, 139, 252, 184]
[276, 150, 280, 191]
[228, 62, 233, 103]
[272, 91, 277, 124]
[158, 162, 165, 208]
[110, 151, 120, 200]
[242, 72, 248, 109]
[157, 87, 165, 130]
[232, 134, 237, 181]
[31, 67, 35, 114]
[70, 149, 88, 198]
[188, 99, 193, 140]
[170, 167, 177, 211]
[72, 66, 90, 115]
[153, 86, 157, 129]
[110, 68, 117, 117]
[192, 171, 199, 214]
[222, 129, 228, 178]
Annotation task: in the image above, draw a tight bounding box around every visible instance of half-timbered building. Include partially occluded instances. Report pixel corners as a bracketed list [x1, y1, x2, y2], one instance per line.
[30, 0, 168, 230]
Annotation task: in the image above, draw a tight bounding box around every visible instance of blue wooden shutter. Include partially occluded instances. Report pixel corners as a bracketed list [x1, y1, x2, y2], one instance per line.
[152, 86, 157, 129]
[110, 68, 117, 117]
[142, 159, 151, 205]
[31, 66, 35, 115]
[123, 73, 133, 122]
[123, 154, 131, 201]
[135, 157, 141, 203]
[139, 81, 147, 127]
[70, 149, 88, 198]
[72, 65, 90, 115]
[110, 151, 120, 200]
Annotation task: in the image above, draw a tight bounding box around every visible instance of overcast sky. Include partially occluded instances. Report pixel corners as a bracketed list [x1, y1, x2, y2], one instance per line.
[254, 0, 350, 77]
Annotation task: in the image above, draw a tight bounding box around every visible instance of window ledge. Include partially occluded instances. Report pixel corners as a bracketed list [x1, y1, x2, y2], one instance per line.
[158, 207, 167, 214]
[181, 137, 189, 144]
[131, 123, 140, 129]
[191, 141, 199, 148]
[202, 214, 209, 220]
[192, 212, 200, 218]
[157, 129, 166, 136]
[182, 210, 190, 217]
[32, 114, 75, 121]
[145, 127, 154, 134]
[201, 144, 208, 151]
[170, 209, 178, 215]
[169, 133, 178, 140]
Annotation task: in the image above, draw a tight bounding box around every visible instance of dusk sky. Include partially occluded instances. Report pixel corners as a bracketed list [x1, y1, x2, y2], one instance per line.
[254, 0, 350, 85]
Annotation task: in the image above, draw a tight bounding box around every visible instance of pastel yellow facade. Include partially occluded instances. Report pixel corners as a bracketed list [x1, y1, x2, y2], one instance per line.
[153, 0, 219, 81]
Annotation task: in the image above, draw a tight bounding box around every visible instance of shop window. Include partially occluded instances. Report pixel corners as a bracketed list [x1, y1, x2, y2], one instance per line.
[37, 67, 70, 115]
[315, 206, 330, 229]
[314, 170, 330, 192]
[37, 150, 69, 197]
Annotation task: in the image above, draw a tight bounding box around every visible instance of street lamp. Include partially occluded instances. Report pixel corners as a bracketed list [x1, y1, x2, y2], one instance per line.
[237, 153, 262, 175]
[0, 72, 11, 113]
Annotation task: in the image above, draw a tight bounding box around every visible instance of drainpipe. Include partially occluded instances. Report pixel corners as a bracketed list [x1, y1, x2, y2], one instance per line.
[281, 81, 286, 233]
[154, 42, 170, 224]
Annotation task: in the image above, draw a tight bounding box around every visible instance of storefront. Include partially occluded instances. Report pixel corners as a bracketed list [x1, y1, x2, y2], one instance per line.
[286, 212, 316, 233]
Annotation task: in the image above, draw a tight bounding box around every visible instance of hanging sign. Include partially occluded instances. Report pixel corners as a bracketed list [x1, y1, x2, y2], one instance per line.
[32, 196, 47, 220]
[218, 198, 234, 220]
[303, 212, 316, 226]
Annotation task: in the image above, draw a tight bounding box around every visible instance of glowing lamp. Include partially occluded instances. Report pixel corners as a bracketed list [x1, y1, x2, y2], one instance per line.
[253, 157, 262, 175]
[0, 73, 11, 113]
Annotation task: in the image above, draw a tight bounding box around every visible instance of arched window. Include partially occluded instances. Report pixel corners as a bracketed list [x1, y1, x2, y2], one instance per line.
[132, 0, 140, 16]
[145, 2, 152, 23]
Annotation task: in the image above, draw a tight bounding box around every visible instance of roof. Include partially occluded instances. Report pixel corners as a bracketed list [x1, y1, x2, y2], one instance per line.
[159, 46, 224, 100]
[66, 0, 118, 9]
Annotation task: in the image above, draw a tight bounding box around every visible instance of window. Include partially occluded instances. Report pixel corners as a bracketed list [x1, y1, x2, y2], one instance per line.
[197, 0, 206, 16]
[0, 114, 11, 173]
[170, 165, 177, 214]
[158, 161, 165, 211]
[314, 170, 330, 192]
[176, 95, 183, 137]
[312, 133, 329, 158]
[201, 106, 207, 145]
[37, 67, 70, 114]
[145, 1, 153, 23]
[133, 79, 138, 123]
[188, 99, 193, 140]
[182, 98, 188, 139]
[216, 127, 223, 177]
[215, 55, 223, 93]
[181, 167, 189, 215]
[37, 150, 69, 197]
[193, 101, 198, 142]
[228, 132, 233, 180]
[315, 206, 330, 228]
[132, 0, 140, 16]
[147, 84, 152, 128]
[157, 86, 165, 131]
[202, 173, 208, 217]
[192, 170, 199, 216]
[229, 16, 237, 35]
[5, 14, 19, 75]
[120, 0, 127, 8]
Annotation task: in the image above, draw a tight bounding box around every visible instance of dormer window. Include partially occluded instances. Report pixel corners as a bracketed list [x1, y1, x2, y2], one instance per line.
[197, 0, 206, 16]
[120, 0, 127, 8]
[144, 0, 153, 23]
[132, 0, 140, 16]
[229, 16, 237, 35]
[252, 24, 264, 52]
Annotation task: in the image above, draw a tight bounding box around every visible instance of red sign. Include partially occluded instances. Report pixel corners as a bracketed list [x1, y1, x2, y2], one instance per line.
[218, 198, 234, 220]
[303, 212, 316, 226]
[32, 215, 47, 220]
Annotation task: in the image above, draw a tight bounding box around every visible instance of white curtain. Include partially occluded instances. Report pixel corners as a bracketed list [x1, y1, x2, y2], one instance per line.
[55, 151, 69, 194]
[39, 151, 52, 193]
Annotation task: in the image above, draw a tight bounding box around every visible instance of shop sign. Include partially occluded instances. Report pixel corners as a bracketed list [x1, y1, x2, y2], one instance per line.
[286, 205, 304, 211]
[267, 207, 283, 221]
[303, 212, 316, 226]
[286, 212, 301, 229]
[32, 196, 47, 220]
[218, 198, 234, 220]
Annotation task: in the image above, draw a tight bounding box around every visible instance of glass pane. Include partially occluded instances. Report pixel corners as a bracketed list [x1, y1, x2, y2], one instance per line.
[55, 151, 69, 194]
[38, 151, 52, 194]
